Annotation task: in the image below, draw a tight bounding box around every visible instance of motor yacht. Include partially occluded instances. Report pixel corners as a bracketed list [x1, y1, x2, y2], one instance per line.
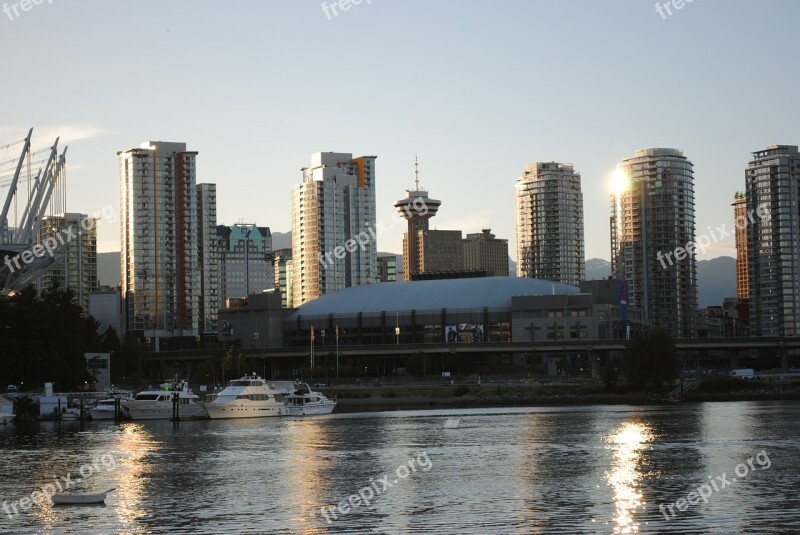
[204, 374, 295, 419]
[123, 381, 207, 420]
[284, 383, 337, 416]
[89, 393, 133, 421]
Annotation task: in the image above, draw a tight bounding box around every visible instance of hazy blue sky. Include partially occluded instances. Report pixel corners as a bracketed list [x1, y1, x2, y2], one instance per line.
[2, 0, 798, 261]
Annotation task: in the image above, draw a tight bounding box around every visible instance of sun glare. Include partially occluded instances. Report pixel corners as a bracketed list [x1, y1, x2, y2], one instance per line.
[610, 169, 629, 195]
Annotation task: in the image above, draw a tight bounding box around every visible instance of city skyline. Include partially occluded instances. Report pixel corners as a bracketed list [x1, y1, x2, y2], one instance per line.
[2, 1, 797, 262]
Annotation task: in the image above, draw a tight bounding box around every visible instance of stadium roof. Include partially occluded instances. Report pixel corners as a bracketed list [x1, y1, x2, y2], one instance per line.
[290, 277, 579, 317]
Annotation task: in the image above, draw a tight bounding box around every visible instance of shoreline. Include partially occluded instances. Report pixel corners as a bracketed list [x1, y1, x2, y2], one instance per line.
[325, 381, 800, 412]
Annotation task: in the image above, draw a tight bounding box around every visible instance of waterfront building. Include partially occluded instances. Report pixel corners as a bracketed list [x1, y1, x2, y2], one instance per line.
[217, 223, 273, 307]
[733, 192, 749, 299]
[394, 159, 442, 280]
[273, 248, 294, 308]
[610, 148, 697, 338]
[36, 212, 97, 312]
[463, 228, 509, 276]
[291, 152, 377, 305]
[197, 183, 219, 332]
[377, 254, 397, 282]
[515, 161, 585, 286]
[118, 141, 200, 349]
[746, 145, 800, 337]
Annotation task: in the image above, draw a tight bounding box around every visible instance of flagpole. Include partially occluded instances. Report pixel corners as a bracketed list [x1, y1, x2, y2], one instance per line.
[336, 325, 339, 379]
[310, 325, 315, 379]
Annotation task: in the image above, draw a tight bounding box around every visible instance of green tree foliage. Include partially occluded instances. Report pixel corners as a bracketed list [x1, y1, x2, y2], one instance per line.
[0, 284, 94, 390]
[624, 328, 679, 388]
[222, 345, 246, 380]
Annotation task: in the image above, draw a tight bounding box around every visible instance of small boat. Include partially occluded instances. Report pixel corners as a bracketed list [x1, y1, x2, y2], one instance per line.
[284, 383, 337, 416]
[51, 488, 115, 505]
[60, 407, 82, 421]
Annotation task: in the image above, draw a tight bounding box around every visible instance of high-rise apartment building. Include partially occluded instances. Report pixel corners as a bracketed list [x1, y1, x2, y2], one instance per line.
[733, 191, 749, 299]
[463, 229, 509, 276]
[273, 248, 294, 308]
[746, 145, 800, 337]
[395, 160, 441, 280]
[119, 141, 200, 348]
[197, 183, 218, 333]
[291, 152, 377, 305]
[36, 212, 97, 311]
[610, 148, 697, 338]
[217, 223, 273, 306]
[515, 162, 584, 286]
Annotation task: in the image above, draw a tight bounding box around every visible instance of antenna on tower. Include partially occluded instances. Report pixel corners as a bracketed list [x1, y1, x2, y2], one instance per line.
[414, 154, 420, 191]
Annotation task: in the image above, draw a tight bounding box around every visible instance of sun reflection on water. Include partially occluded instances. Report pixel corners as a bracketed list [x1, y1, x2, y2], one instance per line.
[605, 421, 653, 534]
[285, 419, 332, 535]
[111, 423, 161, 531]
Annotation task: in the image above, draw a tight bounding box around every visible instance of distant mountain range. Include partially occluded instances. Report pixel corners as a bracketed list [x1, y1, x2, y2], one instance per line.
[582, 256, 736, 308]
[96, 250, 736, 308]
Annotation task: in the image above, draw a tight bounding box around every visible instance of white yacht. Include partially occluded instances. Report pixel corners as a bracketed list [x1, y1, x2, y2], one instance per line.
[284, 383, 337, 416]
[89, 393, 133, 421]
[204, 374, 295, 419]
[123, 381, 207, 421]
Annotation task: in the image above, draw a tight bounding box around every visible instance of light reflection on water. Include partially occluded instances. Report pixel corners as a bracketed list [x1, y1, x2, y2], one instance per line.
[605, 421, 653, 534]
[0, 402, 798, 534]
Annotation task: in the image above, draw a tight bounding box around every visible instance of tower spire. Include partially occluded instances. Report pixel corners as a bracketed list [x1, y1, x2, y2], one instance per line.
[414, 154, 420, 191]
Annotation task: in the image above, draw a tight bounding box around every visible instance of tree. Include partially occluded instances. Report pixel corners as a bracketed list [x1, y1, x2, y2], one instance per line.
[624, 328, 679, 388]
[0, 283, 93, 390]
[222, 345, 245, 381]
[602, 359, 619, 388]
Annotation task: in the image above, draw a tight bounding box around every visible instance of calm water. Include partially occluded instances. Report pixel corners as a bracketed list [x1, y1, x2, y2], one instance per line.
[0, 402, 799, 534]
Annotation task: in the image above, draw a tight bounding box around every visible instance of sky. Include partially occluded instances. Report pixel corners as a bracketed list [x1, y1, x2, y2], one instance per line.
[1, 0, 798, 261]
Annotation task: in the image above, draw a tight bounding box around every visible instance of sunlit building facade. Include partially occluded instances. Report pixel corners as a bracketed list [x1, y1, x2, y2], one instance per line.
[610, 148, 697, 338]
[119, 141, 200, 348]
[291, 152, 377, 305]
[463, 229, 509, 276]
[733, 192, 749, 299]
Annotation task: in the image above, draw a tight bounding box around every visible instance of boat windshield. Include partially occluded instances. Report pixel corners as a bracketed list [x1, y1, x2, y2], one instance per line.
[134, 394, 161, 401]
[229, 380, 262, 387]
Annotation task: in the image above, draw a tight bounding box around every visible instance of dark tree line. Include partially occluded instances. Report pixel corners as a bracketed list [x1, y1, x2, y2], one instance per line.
[0, 284, 99, 391]
[624, 328, 680, 388]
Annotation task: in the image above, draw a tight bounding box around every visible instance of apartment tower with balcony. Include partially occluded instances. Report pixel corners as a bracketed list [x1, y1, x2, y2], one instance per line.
[610, 148, 697, 338]
[118, 141, 200, 349]
[291, 152, 377, 305]
[515, 161, 585, 286]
